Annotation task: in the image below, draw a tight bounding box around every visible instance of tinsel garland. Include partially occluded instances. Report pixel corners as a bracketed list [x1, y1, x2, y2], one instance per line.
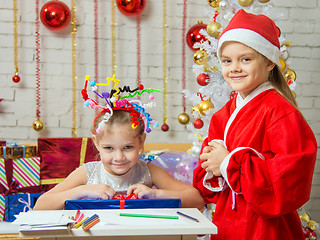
[111, 0, 117, 78]
[137, 14, 141, 87]
[35, 0, 41, 121]
[181, 0, 187, 112]
[94, 0, 99, 114]
[162, 0, 168, 125]
[71, 0, 77, 137]
[13, 0, 19, 76]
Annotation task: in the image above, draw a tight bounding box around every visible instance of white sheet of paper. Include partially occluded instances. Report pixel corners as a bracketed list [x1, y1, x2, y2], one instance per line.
[13, 210, 73, 225]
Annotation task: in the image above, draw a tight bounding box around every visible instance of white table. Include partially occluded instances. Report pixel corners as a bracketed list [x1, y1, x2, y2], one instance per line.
[4, 208, 217, 240]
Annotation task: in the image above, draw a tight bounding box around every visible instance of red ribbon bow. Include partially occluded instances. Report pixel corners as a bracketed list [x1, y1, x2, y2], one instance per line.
[113, 193, 138, 209]
[3, 181, 19, 195]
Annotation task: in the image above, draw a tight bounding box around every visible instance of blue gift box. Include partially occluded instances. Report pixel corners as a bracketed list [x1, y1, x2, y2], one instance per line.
[4, 193, 42, 222]
[65, 198, 181, 210]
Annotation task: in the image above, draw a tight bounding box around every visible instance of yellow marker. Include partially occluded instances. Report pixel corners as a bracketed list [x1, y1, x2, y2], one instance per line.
[73, 217, 89, 229]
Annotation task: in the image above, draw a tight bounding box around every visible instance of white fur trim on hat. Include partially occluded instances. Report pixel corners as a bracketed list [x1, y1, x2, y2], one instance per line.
[217, 28, 281, 67]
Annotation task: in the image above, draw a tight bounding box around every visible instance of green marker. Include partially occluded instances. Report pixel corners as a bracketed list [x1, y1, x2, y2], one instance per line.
[119, 213, 178, 220]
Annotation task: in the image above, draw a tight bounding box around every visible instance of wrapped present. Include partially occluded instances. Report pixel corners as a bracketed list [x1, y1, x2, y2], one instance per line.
[0, 157, 40, 221]
[38, 138, 99, 191]
[0, 141, 6, 147]
[4, 193, 42, 222]
[65, 198, 181, 210]
[0, 142, 37, 159]
[0, 194, 4, 221]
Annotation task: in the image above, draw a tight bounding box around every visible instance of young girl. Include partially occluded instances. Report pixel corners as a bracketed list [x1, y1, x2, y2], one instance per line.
[34, 81, 204, 211]
[193, 9, 317, 240]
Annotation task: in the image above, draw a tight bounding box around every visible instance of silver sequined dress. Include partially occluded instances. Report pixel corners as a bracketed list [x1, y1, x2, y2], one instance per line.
[83, 159, 153, 194]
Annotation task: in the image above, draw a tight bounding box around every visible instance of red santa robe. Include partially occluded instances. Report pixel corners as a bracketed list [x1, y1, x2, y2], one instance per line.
[193, 82, 317, 240]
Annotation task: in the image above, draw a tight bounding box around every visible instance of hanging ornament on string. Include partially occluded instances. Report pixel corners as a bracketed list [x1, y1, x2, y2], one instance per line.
[40, 0, 71, 31]
[206, 11, 222, 39]
[116, 0, 146, 17]
[161, 0, 169, 132]
[33, 0, 44, 132]
[178, 112, 190, 125]
[12, 0, 20, 83]
[177, 0, 190, 126]
[33, 119, 45, 132]
[237, 0, 253, 7]
[186, 21, 208, 51]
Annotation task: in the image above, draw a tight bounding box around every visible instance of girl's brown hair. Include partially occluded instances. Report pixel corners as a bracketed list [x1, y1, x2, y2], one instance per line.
[268, 65, 298, 108]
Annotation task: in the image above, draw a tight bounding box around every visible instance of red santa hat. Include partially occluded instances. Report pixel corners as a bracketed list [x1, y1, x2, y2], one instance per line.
[217, 9, 281, 66]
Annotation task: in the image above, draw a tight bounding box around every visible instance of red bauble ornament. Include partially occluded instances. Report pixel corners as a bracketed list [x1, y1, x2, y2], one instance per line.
[12, 74, 20, 83]
[116, 0, 146, 17]
[161, 123, 169, 132]
[193, 118, 204, 129]
[197, 73, 209, 86]
[186, 21, 208, 51]
[40, 1, 71, 31]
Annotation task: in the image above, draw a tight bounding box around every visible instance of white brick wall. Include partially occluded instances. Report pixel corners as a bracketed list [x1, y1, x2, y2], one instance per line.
[0, 0, 319, 221]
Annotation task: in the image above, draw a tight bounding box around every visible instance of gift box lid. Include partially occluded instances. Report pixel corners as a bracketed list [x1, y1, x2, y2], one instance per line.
[65, 199, 181, 210]
[1, 143, 37, 159]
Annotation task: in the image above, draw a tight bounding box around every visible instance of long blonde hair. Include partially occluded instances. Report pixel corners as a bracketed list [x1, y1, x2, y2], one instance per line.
[268, 65, 298, 108]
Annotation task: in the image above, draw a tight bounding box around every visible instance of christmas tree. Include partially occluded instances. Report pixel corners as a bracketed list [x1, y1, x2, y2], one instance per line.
[181, 0, 296, 158]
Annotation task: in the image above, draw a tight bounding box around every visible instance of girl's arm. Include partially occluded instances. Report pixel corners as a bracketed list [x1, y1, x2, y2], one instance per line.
[127, 162, 205, 210]
[33, 166, 116, 210]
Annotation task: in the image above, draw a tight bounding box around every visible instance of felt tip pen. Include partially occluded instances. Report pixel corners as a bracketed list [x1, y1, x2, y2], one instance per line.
[73, 217, 89, 229]
[177, 211, 199, 222]
[119, 213, 178, 220]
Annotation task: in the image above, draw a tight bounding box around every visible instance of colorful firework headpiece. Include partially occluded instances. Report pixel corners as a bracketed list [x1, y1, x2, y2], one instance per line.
[81, 75, 161, 134]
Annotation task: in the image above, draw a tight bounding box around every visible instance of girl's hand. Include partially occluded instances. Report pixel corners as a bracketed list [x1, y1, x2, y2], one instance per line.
[80, 184, 116, 200]
[127, 184, 157, 199]
[200, 141, 229, 176]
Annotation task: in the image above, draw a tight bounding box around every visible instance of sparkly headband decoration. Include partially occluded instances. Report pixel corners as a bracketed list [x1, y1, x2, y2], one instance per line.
[81, 74, 161, 134]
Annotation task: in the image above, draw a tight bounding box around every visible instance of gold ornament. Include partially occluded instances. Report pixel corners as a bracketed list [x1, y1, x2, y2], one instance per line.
[279, 58, 286, 72]
[284, 68, 296, 81]
[206, 21, 222, 38]
[237, 0, 254, 7]
[258, 0, 270, 3]
[193, 50, 208, 65]
[32, 119, 44, 131]
[300, 212, 318, 231]
[178, 112, 190, 125]
[208, 0, 221, 8]
[199, 98, 214, 116]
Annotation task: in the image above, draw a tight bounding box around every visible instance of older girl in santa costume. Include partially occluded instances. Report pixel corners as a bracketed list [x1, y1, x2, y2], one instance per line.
[193, 9, 317, 240]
